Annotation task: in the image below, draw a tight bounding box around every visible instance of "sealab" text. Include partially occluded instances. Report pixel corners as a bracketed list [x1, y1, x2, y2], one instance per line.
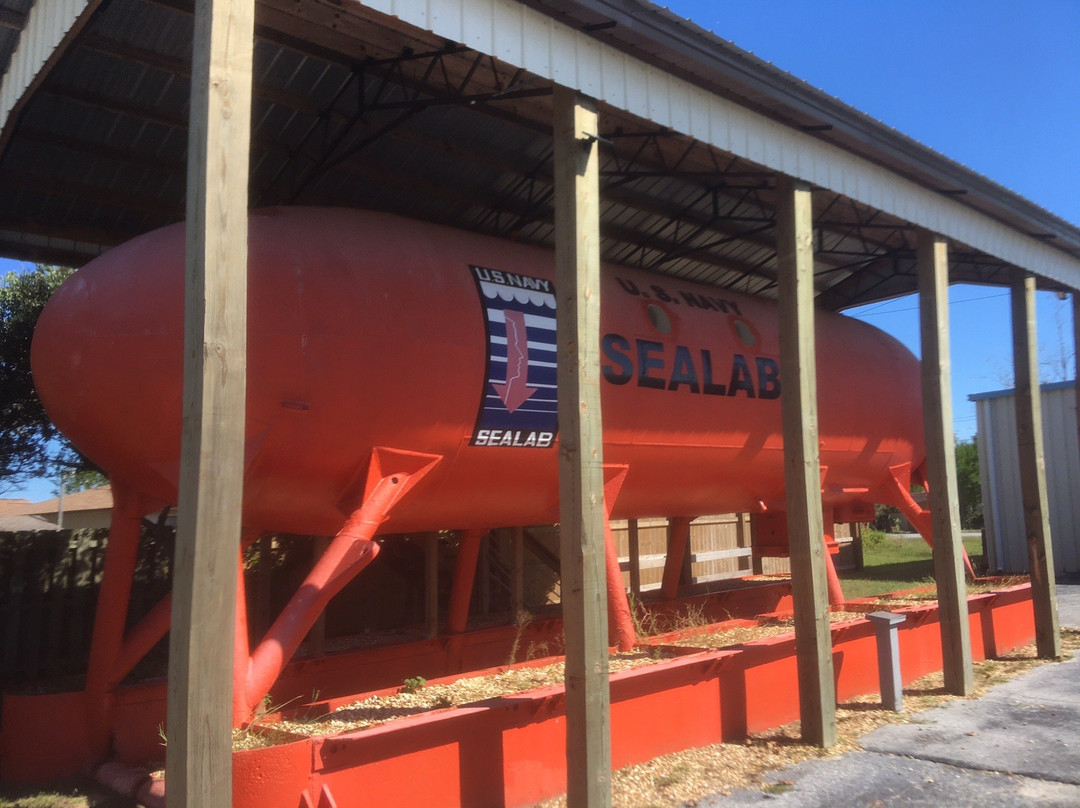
[601, 334, 780, 399]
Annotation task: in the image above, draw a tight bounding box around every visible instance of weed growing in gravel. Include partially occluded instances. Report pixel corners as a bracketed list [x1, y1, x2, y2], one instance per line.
[400, 676, 427, 694]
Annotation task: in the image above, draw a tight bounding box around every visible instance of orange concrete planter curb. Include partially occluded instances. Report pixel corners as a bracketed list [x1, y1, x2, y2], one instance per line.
[0, 580, 1036, 805]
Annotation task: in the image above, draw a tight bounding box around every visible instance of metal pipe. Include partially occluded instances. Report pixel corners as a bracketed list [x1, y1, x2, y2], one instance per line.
[447, 529, 484, 634]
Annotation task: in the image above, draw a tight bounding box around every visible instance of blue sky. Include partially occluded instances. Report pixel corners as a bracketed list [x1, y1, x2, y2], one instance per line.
[4, 0, 1078, 499]
[663, 0, 1080, 439]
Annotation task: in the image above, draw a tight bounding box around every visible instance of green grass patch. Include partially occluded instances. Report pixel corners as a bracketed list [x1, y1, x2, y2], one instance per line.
[0, 776, 136, 808]
[839, 531, 984, 601]
[0, 796, 84, 808]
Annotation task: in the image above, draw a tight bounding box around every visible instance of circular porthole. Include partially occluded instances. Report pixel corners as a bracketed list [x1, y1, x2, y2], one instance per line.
[731, 316, 757, 348]
[646, 303, 672, 334]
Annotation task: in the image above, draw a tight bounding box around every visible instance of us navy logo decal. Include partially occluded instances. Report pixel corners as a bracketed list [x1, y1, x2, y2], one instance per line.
[470, 265, 558, 448]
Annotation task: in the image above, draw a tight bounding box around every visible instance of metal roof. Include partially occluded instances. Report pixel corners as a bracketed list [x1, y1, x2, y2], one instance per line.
[969, 379, 1076, 402]
[1, 0, 1077, 309]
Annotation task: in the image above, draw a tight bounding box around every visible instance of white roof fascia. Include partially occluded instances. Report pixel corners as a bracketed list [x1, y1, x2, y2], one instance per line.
[362, 0, 1080, 289]
[0, 0, 100, 153]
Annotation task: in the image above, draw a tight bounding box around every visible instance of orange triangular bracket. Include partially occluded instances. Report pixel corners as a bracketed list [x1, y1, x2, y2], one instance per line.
[337, 446, 443, 515]
[298, 785, 337, 808]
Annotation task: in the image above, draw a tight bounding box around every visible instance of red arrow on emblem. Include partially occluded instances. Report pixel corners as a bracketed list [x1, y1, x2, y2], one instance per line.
[492, 309, 538, 414]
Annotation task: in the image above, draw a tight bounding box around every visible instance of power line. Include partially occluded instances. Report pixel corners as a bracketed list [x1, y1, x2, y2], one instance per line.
[851, 291, 1010, 318]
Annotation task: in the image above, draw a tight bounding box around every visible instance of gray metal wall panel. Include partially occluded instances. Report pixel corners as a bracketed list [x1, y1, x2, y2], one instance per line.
[977, 384, 1080, 575]
[362, 0, 1080, 288]
[1045, 386, 1080, 572]
[975, 405, 1000, 571]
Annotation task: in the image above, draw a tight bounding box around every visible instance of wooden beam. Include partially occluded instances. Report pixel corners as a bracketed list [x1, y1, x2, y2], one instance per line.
[524, 529, 561, 574]
[18, 125, 187, 178]
[916, 230, 974, 695]
[1011, 272, 1061, 658]
[164, 0, 254, 802]
[775, 175, 837, 748]
[480, 533, 491, 615]
[736, 513, 750, 573]
[426, 533, 440, 638]
[79, 31, 331, 119]
[750, 515, 764, 575]
[553, 85, 611, 808]
[628, 519, 641, 599]
[1, 166, 182, 220]
[511, 527, 525, 617]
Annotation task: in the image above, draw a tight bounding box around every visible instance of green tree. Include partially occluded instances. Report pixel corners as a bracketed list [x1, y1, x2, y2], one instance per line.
[57, 468, 109, 496]
[955, 438, 982, 529]
[0, 264, 95, 495]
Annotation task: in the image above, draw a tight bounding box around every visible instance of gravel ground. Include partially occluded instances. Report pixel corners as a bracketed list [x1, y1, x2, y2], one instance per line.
[533, 628, 1080, 808]
[245, 605, 1080, 808]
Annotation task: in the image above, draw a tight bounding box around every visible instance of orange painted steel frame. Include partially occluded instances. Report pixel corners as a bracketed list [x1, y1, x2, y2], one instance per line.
[1, 582, 797, 782]
[223, 583, 1032, 808]
[0, 582, 1035, 792]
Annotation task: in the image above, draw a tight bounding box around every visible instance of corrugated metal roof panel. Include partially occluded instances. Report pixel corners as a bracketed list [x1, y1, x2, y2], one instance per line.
[0, 0, 1074, 305]
[364, 0, 1080, 287]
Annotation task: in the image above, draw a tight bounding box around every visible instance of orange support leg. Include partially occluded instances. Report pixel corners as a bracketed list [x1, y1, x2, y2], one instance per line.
[822, 506, 845, 606]
[661, 517, 692, 600]
[603, 466, 636, 650]
[884, 464, 976, 579]
[824, 544, 845, 606]
[603, 518, 636, 651]
[237, 448, 441, 722]
[83, 484, 146, 758]
[447, 530, 484, 635]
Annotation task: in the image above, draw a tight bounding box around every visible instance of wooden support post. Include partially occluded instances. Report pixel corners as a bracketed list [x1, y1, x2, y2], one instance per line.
[1012, 272, 1061, 658]
[426, 533, 440, 637]
[164, 0, 254, 799]
[680, 518, 695, 586]
[750, 515, 764, 575]
[917, 230, 974, 695]
[775, 175, 836, 748]
[553, 85, 611, 808]
[480, 533, 491, 615]
[511, 527, 525, 616]
[628, 519, 641, 599]
[735, 513, 749, 573]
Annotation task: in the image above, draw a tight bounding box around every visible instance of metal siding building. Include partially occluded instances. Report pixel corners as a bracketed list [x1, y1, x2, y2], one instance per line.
[974, 381, 1080, 574]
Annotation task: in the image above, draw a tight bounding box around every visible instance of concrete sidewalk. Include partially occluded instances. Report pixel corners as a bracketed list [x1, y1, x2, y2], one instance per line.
[696, 583, 1080, 807]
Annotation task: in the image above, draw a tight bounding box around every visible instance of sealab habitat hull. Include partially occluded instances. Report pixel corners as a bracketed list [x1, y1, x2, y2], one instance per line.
[32, 207, 924, 537]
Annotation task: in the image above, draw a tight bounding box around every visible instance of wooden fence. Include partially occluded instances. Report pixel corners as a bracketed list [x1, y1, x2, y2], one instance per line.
[0, 526, 174, 689]
[0, 517, 862, 692]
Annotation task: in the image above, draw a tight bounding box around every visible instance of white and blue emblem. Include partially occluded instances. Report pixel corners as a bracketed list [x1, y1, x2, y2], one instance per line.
[470, 265, 558, 448]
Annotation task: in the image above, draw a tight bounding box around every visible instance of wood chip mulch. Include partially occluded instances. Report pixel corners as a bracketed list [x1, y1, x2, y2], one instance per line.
[237, 611, 1079, 808]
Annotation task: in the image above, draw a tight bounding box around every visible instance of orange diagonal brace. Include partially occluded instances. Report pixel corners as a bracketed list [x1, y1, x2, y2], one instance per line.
[238, 448, 441, 723]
